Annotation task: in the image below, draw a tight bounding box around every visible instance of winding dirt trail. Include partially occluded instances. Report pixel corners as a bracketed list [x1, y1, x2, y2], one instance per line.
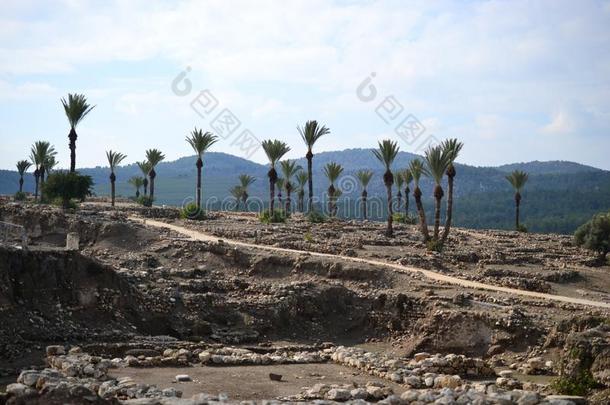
[131, 217, 610, 310]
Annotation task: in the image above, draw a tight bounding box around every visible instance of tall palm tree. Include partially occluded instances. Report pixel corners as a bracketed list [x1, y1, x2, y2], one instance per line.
[441, 139, 464, 243]
[61, 93, 95, 172]
[401, 169, 413, 218]
[128, 176, 144, 198]
[424, 145, 451, 241]
[280, 159, 302, 214]
[372, 139, 399, 237]
[409, 159, 430, 242]
[506, 170, 529, 230]
[186, 128, 218, 210]
[356, 169, 373, 220]
[145, 149, 165, 200]
[30, 141, 57, 202]
[16, 160, 32, 193]
[395, 172, 405, 213]
[137, 161, 152, 196]
[295, 172, 308, 212]
[238, 174, 256, 209]
[298, 120, 330, 212]
[323, 162, 343, 217]
[261, 139, 290, 215]
[106, 150, 127, 207]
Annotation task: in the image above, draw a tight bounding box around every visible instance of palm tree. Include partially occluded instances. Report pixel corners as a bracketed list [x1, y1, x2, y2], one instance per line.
[280, 160, 302, 214]
[145, 149, 165, 200]
[30, 141, 57, 202]
[186, 128, 218, 210]
[238, 174, 256, 209]
[409, 159, 430, 242]
[106, 150, 127, 207]
[298, 120, 330, 212]
[16, 160, 32, 193]
[356, 169, 373, 220]
[323, 162, 343, 217]
[137, 161, 152, 196]
[61, 93, 95, 172]
[506, 170, 529, 230]
[395, 172, 405, 213]
[295, 172, 308, 212]
[401, 169, 413, 218]
[424, 145, 451, 241]
[128, 176, 144, 198]
[441, 139, 464, 243]
[261, 139, 290, 215]
[44, 155, 58, 173]
[372, 139, 399, 237]
[230, 185, 244, 211]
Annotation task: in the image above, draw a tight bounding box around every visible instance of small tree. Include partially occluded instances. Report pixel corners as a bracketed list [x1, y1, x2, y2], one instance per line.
[128, 176, 144, 198]
[106, 150, 127, 207]
[356, 169, 373, 220]
[238, 174, 256, 209]
[16, 160, 32, 193]
[42, 171, 93, 209]
[506, 170, 529, 231]
[574, 212, 610, 263]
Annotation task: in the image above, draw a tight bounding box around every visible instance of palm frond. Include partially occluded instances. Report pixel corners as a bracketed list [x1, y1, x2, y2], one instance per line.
[137, 161, 152, 176]
[506, 170, 529, 191]
[145, 149, 165, 168]
[424, 145, 451, 184]
[356, 169, 373, 187]
[128, 176, 144, 188]
[238, 174, 256, 188]
[16, 160, 32, 175]
[30, 141, 57, 167]
[298, 120, 330, 151]
[280, 159, 302, 181]
[372, 139, 399, 170]
[323, 162, 344, 184]
[261, 139, 290, 167]
[441, 138, 464, 164]
[61, 93, 95, 128]
[409, 159, 425, 186]
[186, 127, 218, 156]
[296, 172, 308, 188]
[106, 150, 127, 170]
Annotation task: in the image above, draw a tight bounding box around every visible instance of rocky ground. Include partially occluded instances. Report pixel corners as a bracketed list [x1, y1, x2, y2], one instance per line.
[0, 201, 609, 404]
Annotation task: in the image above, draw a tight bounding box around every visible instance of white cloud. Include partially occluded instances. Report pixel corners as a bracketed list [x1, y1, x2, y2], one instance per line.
[542, 110, 576, 135]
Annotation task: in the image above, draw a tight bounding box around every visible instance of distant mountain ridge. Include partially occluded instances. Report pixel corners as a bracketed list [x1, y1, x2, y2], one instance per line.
[1, 149, 609, 234]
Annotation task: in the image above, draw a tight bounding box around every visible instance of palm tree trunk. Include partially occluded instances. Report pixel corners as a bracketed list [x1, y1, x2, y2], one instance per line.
[149, 170, 156, 200]
[143, 178, 148, 196]
[515, 192, 521, 229]
[441, 175, 455, 243]
[34, 170, 39, 201]
[396, 191, 402, 214]
[414, 187, 429, 241]
[306, 152, 313, 212]
[269, 178, 275, 215]
[196, 158, 202, 209]
[433, 185, 443, 241]
[19, 177, 24, 193]
[69, 128, 77, 173]
[136, 189, 140, 198]
[385, 184, 393, 237]
[39, 166, 46, 202]
[404, 187, 410, 218]
[110, 172, 116, 207]
[286, 190, 291, 214]
[362, 190, 368, 220]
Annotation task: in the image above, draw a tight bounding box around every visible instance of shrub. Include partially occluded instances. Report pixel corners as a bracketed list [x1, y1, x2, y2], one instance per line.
[426, 239, 444, 252]
[304, 232, 313, 243]
[42, 171, 93, 209]
[307, 210, 326, 223]
[574, 212, 610, 262]
[136, 196, 154, 207]
[180, 202, 206, 220]
[550, 371, 598, 396]
[14, 191, 26, 201]
[392, 213, 416, 224]
[517, 224, 528, 233]
[259, 209, 286, 224]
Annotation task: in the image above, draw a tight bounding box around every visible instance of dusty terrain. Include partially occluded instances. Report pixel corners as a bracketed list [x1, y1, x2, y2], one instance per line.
[1, 201, 609, 404]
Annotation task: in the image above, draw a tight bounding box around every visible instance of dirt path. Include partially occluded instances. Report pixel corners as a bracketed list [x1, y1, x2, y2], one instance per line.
[130, 217, 610, 310]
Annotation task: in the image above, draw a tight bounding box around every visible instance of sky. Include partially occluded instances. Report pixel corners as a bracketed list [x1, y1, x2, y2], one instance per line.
[1, 0, 609, 171]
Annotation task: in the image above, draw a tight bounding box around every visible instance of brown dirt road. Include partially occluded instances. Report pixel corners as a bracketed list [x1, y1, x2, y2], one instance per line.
[130, 217, 610, 310]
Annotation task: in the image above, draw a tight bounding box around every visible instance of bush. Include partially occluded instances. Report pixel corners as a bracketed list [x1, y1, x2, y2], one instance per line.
[42, 171, 93, 209]
[180, 202, 206, 220]
[517, 224, 528, 233]
[426, 239, 444, 252]
[550, 371, 598, 396]
[259, 209, 286, 224]
[136, 196, 154, 207]
[14, 191, 26, 201]
[574, 212, 610, 261]
[392, 213, 416, 224]
[307, 210, 326, 223]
